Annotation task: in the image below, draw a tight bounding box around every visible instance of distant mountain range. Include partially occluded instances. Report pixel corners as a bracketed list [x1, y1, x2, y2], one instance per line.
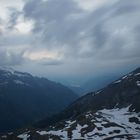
[2, 67, 140, 139]
[69, 74, 120, 96]
[0, 67, 78, 133]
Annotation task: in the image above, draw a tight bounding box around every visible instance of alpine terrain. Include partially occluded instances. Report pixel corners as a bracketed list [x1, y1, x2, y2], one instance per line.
[0, 67, 140, 140]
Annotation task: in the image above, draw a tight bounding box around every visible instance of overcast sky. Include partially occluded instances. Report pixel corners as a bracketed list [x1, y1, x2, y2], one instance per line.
[0, 0, 140, 85]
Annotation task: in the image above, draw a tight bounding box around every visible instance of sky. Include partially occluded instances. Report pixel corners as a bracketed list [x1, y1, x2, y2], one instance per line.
[0, 0, 140, 85]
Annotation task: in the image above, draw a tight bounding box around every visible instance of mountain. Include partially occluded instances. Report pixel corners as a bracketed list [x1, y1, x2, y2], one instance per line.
[0, 67, 140, 139]
[0, 67, 78, 133]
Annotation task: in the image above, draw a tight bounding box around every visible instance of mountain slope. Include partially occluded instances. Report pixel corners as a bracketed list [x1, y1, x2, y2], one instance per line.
[1, 106, 140, 140]
[36, 67, 140, 128]
[0, 67, 140, 139]
[0, 68, 78, 133]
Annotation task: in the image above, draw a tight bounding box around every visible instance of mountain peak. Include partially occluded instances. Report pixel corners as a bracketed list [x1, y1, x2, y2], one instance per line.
[0, 67, 32, 78]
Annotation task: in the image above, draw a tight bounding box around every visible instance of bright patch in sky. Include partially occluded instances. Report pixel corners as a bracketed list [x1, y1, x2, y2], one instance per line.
[74, 0, 110, 11]
[15, 17, 34, 34]
[24, 50, 62, 61]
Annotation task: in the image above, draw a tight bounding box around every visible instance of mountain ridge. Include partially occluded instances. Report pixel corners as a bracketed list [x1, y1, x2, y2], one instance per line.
[0, 68, 78, 133]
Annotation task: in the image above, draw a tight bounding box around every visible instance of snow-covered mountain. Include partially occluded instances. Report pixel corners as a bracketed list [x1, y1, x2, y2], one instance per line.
[0, 67, 140, 139]
[0, 67, 78, 133]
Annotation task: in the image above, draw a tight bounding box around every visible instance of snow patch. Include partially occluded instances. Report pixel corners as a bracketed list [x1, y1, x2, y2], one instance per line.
[47, 130, 67, 139]
[36, 130, 48, 135]
[17, 133, 30, 140]
[122, 75, 128, 79]
[72, 124, 84, 139]
[14, 71, 31, 77]
[1, 135, 7, 138]
[135, 73, 140, 76]
[96, 90, 102, 94]
[114, 80, 121, 84]
[136, 81, 140, 86]
[8, 132, 13, 135]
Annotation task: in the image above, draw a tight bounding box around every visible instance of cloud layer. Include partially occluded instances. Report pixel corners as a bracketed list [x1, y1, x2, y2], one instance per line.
[0, 0, 140, 84]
